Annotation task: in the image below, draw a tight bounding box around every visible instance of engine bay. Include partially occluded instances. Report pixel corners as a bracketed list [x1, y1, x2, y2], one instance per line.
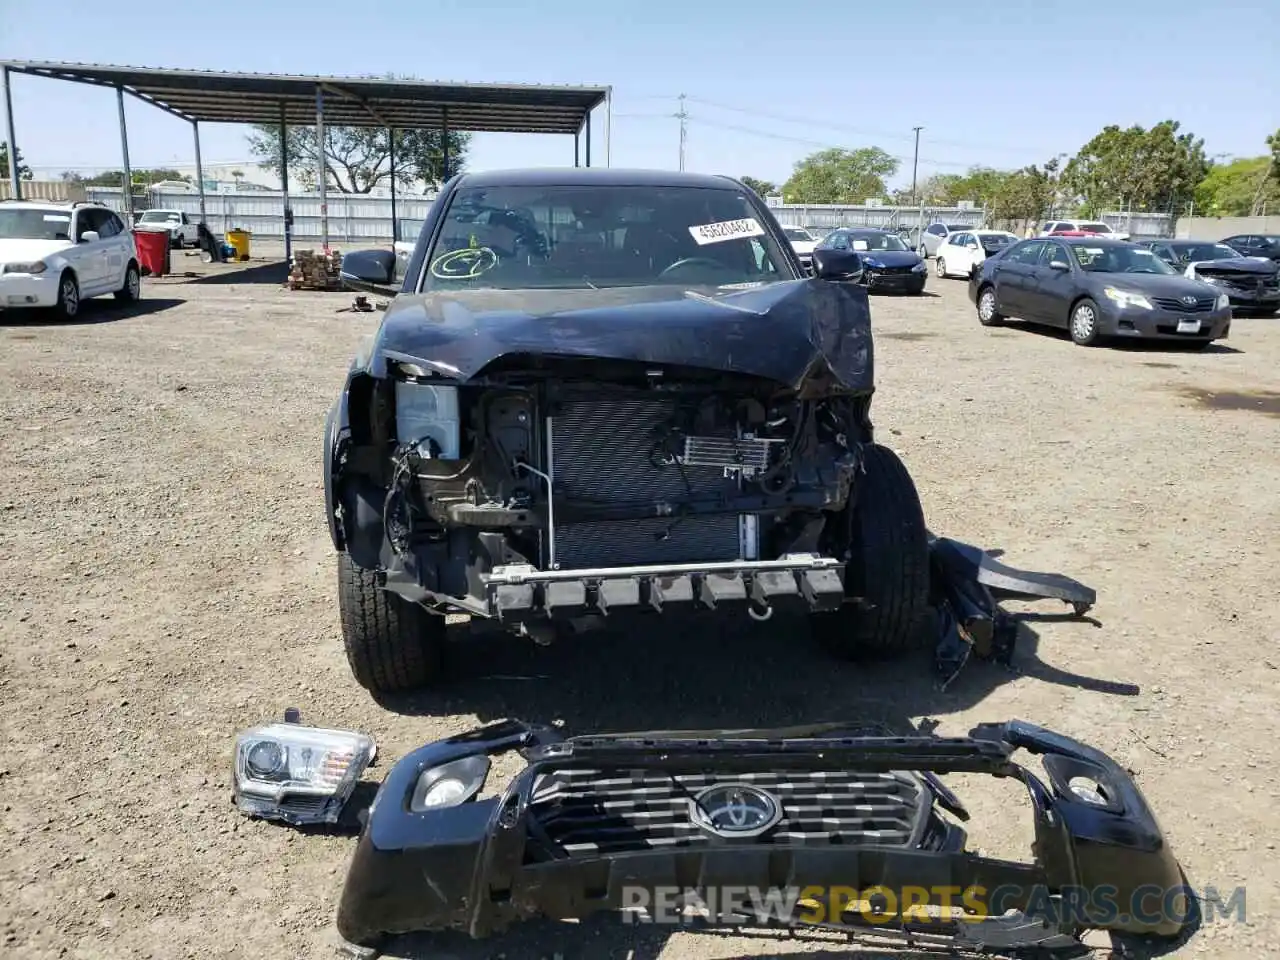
[366, 359, 870, 576]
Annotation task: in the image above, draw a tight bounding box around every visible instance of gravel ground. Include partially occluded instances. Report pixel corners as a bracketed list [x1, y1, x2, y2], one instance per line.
[1, 254, 1278, 960]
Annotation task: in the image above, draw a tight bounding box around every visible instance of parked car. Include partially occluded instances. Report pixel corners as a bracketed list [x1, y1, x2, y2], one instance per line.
[0, 200, 141, 319]
[917, 222, 972, 258]
[1137, 239, 1280, 316]
[781, 225, 818, 273]
[816, 227, 928, 294]
[968, 235, 1230, 347]
[328, 168, 932, 694]
[1220, 233, 1280, 264]
[1039, 219, 1130, 241]
[934, 229, 1020, 279]
[135, 208, 199, 248]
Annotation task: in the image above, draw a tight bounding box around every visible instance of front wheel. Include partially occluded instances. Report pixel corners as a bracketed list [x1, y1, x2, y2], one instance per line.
[810, 444, 931, 659]
[337, 553, 445, 695]
[1070, 297, 1103, 346]
[51, 272, 80, 320]
[935, 257, 947, 278]
[977, 286, 1003, 326]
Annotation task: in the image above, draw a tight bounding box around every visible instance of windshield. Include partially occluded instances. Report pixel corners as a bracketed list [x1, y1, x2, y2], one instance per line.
[1179, 244, 1241, 261]
[783, 227, 814, 242]
[849, 233, 909, 252]
[1079, 223, 1113, 234]
[979, 233, 1017, 247]
[0, 209, 72, 241]
[1072, 244, 1176, 274]
[421, 184, 791, 291]
[139, 211, 178, 222]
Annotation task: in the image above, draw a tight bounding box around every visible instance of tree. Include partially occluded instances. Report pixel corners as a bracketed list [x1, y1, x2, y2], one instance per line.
[1194, 156, 1280, 216]
[1, 143, 33, 180]
[1267, 128, 1280, 182]
[1061, 121, 1208, 216]
[739, 176, 777, 198]
[60, 168, 191, 187]
[781, 147, 899, 204]
[986, 158, 1062, 226]
[247, 124, 471, 194]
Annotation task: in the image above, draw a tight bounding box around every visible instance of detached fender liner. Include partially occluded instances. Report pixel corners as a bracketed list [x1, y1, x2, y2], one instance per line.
[335, 721, 1186, 950]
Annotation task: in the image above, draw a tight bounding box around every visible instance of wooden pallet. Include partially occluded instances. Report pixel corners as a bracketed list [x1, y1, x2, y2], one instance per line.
[286, 249, 343, 291]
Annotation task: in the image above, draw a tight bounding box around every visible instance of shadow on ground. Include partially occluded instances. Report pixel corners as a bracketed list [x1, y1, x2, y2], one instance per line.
[0, 297, 184, 328]
[182, 260, 291, 285]
[1007, 321, 1243, 354]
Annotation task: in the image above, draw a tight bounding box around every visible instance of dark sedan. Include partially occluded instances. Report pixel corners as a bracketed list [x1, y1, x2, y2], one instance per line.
[968, 236, 1231, 348]
[1138, 239, 1280, 317]
[1221, 233, 1280, 264]
[815, 228, 927, 294]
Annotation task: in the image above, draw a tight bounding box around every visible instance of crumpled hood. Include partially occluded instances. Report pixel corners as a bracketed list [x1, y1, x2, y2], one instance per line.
[1188, 257, 1278, 276]
[364, 278, 874, 394]
[857, 250, 922, 269]
[0, 238, 74, 264]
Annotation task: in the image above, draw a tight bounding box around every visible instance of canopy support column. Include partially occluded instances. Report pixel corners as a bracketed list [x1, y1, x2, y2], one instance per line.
[192, 120, 207, 224]
[315, 86, 328, 252]
[388, 126, 398, 244]
[2, 66, 20, 200]
[116, 85, 134, 221]
[279, 103, 292, 263]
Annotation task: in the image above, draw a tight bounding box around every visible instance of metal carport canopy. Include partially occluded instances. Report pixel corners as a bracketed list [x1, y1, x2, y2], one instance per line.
[0, 60, 612, 253]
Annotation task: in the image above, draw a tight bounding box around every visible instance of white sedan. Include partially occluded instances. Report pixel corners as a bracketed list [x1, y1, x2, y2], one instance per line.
[781, 226, 818, 272]
[934, 229, 1020, 279]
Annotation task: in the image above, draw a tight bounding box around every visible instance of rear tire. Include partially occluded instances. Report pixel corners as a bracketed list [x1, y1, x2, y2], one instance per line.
[114, 262, 140, 303]
[810, 444, 931, 659]
[337, 552, 444, 694]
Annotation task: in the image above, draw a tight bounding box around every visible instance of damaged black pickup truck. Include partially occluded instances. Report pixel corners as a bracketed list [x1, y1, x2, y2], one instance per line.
[328, 168, 929, 695]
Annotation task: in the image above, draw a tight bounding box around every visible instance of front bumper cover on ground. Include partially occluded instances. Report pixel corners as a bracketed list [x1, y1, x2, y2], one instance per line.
[335, 719, 1186, 956]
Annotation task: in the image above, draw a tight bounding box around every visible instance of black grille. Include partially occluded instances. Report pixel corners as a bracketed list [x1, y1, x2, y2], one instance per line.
[526, 768, 927, 856]
[1152, 296, 1214, 313]
[549, 394, 742, 569]
[868, 265, 917, 277]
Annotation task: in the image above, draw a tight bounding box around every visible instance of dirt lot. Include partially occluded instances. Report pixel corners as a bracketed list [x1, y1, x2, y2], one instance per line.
[1, 253, 1278, 960]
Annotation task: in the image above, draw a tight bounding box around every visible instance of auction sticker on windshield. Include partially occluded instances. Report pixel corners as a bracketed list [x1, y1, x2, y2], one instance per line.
[689, 218, 765, 245]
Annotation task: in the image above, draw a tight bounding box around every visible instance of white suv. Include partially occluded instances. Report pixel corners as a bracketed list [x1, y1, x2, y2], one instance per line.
[0, 201, 140, 320]
[136, 208, 199, 248]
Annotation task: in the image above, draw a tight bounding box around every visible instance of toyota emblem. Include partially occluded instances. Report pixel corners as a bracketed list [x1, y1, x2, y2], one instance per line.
[689, 783, 783, 838]
[1180, 295, 1197, 306]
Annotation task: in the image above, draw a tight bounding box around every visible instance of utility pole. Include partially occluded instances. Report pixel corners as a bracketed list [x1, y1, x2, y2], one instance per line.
[676, 94, 688, 171]
[910, 126, 923, 207]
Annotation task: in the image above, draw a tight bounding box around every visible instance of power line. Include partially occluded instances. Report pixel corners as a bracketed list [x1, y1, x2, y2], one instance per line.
[686, 115, 978, 170]
[682, 95, 1050, 161]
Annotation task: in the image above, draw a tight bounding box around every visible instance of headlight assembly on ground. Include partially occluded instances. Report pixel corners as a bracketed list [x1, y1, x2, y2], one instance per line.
[232, 719, 375, 826]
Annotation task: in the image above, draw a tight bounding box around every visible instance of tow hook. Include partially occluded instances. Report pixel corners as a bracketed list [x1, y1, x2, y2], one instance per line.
[747, 598, 774, 622]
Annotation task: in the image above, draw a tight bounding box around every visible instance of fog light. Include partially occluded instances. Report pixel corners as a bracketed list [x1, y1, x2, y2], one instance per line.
[409, 754, 490, 812]
[1067, 775, 1109, 806]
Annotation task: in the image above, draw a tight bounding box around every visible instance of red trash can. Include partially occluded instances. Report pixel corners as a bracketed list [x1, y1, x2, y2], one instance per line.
[134, 228, 171, 277]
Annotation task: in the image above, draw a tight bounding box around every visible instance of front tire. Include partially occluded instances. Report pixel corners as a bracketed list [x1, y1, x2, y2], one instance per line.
[810, 444, 931, 659]
[337, 553, 444, 695]
[1070, 297, 1103, 346]
[977, 285, 1003, 326]
[114, 262, 141, 303]
[52, 272, 80, 320]
[935, 257, 947, 278]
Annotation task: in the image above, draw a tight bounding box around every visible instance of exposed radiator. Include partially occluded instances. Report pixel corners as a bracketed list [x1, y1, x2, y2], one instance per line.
[526, 768, 928, 857]
[548, 394, 745, 569]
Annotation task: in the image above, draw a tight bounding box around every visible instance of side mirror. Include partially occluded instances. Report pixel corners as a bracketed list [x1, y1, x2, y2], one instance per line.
[810, 248, 863, 281]
[1048, 259, 1070, 272]
[339, 248, 398, 294]
[79, 230, 100, 243]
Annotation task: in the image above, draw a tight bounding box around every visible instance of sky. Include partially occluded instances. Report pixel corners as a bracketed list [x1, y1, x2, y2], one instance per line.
[2, 0, 1278, 192]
